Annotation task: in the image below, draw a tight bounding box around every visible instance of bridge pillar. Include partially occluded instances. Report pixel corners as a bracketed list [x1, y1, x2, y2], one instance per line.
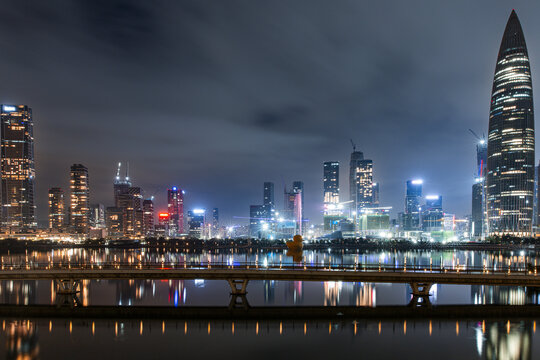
[227, 279, 250, 309]
[227, 279, 249, 295]
[55, 279, 81, 308]
[408, 282, 433, 307]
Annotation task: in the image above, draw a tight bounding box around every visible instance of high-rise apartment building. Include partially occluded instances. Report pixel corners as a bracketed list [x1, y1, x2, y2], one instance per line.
[48, 187, 65, 232]
[487, 10, 535, 237]
[70, 164, 89, 235]
[167, 187, 184, 236]
[0, 105, 36, 233]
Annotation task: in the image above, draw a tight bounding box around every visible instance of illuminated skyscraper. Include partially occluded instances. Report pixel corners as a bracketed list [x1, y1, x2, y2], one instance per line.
[70, 164, 89, 235]
[113, 162, 131, 207]
[187, 209, 205, 238]
[422, 195, 443, 232]
[48, 187, 65, 232]
[487, 10, 535, 237]
[142, 198, 154, 237]
[117, 187, 143, 237]
[168, 187, 184, 235]
[292, 181, 304, 234]
[0, 105, 36, 233]
[89, 203, 105, 229]
[323, 161, 339, 208]
[403, 179, 422, 231]
[349, 151, 373, 214]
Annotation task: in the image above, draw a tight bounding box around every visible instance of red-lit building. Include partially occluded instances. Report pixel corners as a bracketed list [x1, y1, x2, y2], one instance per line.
[155, 212, 169, 238]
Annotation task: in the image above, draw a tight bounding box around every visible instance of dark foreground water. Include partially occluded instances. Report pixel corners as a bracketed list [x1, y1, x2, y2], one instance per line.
[0, 318, 537, 359]
[0, 247, 539, 359]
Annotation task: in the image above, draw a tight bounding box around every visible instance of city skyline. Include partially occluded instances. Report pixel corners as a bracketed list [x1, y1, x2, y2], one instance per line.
[3, 3, 540, 225]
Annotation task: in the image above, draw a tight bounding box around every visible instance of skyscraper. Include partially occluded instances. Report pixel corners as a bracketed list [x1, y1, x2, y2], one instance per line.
[113, 162, 131, 207]
[168, 187, 184, 236]
[70, 164, 89, 235]
[249, 205, 264, 238]
[142, 198, 155, 237]
[422, 195, 443, 232]
[89, 203, 105, 229]
[323, 161, 339, 207]
[471, 138, 488, 238]
[263, 182, 275, 208]
[487, 10, 535, 237]
[292, 181, 304, 235]
[48, 188, 65, 232]
[0, 105, 36, 233]
[349, 151, 373, 214]
[372, 183, 380, 207]
[404, 179, 422, 231]
[472, 179, 484, 237]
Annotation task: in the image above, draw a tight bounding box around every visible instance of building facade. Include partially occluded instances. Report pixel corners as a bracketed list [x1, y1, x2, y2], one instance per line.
[167, 187, 184, 236]
[70, 164, 90, 235]
[403, 179, 422, 231]
[48, 187, 65, 232]
[323, 161, 340, 207]
[263, 182, 274, 208]
[349, 151, 373, 214]
[142, 199, 154, 237]
[487, 10, 535, 237]
[0, 105, 36, 233]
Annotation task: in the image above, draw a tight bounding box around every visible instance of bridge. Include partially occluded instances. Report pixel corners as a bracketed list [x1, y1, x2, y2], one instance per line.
[0, 261, 538, 307]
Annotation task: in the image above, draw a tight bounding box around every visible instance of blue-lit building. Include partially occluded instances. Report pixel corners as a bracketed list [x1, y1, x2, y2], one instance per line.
[187, 209, 205, 238]
[403, 179, 422, 231]
[422, 195, 443, 232]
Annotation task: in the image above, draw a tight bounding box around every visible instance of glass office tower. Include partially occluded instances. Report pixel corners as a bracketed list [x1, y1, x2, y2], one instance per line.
[487, 10, 534, 237]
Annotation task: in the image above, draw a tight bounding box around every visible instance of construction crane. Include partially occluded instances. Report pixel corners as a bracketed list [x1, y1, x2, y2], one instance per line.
[115, 162, 122, 182]
[469, 129, 486, 144]
[350, 139, 356, 152]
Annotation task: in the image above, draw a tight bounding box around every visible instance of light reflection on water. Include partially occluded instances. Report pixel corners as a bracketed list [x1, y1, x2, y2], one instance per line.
[0, 318, 537, 360]
[0, 248, 540, 307]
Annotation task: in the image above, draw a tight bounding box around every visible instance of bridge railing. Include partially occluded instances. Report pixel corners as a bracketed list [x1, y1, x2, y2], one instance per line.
[0, 261, 535, 276]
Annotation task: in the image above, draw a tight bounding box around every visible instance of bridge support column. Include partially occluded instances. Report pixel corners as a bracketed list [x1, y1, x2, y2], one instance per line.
[55, 279, 81, 308]
[227, 279, 250, 309]
[408, 282, 433, 307]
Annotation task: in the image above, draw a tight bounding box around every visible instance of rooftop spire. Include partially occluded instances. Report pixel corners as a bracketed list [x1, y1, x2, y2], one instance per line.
[498, 10, 527, 59]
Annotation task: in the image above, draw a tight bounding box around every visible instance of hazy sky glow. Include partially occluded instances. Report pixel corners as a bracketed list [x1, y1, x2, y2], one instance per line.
[1, 1, 539, 225]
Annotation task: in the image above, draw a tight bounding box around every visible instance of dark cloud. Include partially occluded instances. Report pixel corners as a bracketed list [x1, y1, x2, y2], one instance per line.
[0, 0, 536, 225]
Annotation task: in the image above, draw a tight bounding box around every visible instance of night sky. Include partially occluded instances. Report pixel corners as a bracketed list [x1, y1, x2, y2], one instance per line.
[1, 1, 539, 226]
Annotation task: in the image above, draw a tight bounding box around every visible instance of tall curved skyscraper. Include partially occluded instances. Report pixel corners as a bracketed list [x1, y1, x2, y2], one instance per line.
[487, 10, 535, 237]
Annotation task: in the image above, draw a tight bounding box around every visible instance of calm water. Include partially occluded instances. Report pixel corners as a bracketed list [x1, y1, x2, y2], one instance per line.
[0, 247, 539, 359]
[0, 318, 537, 359]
